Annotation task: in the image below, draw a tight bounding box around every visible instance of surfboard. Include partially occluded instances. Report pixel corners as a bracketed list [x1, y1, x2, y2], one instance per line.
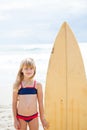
[44, 22, 87, 130]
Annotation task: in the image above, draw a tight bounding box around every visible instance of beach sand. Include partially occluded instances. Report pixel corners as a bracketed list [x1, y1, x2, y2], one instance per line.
[0, 105, 43, 130]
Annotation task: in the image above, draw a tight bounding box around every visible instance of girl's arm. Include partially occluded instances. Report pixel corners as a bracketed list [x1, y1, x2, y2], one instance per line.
[12, 89, 18, 120]
[12, 89, 20, 129]
[37, 82, 49, 129]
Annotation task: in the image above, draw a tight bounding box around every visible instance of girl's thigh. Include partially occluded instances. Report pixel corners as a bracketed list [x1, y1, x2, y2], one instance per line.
[18, 119, 27, 130]
[28, 118, 39, 130]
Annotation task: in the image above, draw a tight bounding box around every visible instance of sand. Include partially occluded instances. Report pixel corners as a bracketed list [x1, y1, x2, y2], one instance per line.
[0, 105, 43, 130]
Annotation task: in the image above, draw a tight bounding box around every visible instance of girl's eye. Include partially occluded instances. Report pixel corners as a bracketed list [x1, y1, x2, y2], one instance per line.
[24, 67, 33, 70]
[30, 67, 33, 70]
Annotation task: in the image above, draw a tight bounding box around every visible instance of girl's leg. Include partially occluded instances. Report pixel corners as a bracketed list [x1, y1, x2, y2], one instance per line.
[18, 119, 27, 130]
[28, 118, 39, 130]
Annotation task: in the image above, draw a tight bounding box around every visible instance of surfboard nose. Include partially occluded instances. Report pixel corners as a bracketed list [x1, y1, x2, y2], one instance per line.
[61, 21, 68, 27]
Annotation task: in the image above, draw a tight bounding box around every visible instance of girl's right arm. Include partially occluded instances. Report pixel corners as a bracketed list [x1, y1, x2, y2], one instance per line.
[12, 89, 20, 129]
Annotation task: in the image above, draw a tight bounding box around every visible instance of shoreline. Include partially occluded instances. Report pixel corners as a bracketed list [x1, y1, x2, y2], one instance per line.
[0, 105, 43, 130]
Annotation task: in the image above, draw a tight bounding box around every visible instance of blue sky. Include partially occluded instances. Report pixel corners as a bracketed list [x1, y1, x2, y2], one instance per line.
[0, 0, 87, 44]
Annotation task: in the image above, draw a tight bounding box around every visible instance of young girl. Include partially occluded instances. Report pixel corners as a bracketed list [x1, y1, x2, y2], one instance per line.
[12, 58, 49, 130]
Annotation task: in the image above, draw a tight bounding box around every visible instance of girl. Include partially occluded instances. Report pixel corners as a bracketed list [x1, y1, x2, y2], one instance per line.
[12, 58, 49, 130]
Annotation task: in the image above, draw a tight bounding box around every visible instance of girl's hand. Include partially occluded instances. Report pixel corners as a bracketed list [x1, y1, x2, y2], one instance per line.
[14, 118, 20, 129]
[41, 118, 49, 129]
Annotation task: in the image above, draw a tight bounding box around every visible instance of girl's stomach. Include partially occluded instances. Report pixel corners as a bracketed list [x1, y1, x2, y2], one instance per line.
[17, 95, 38, 116]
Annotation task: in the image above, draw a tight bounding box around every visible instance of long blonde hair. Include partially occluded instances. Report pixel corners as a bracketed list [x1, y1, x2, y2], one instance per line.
[13, 58, 36, 91]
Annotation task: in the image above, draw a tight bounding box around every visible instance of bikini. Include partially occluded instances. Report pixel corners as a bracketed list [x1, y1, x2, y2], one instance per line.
[17, 80, 38, 122]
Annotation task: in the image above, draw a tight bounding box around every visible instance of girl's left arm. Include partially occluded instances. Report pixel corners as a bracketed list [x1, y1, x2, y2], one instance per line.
[37, 82, 49, 129]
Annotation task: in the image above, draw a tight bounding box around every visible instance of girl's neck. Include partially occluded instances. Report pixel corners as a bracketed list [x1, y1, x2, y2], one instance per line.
[22, 78, 34, 87]
[23, 77, 34, 82]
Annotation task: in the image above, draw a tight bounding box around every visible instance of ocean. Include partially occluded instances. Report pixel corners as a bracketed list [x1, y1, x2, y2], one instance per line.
[0, 43, 87, 105]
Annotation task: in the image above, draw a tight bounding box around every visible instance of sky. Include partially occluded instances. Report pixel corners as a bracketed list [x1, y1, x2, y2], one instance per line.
[0, 0, 87, 44]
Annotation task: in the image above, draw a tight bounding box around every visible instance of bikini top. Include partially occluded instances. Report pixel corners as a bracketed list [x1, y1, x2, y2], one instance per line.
[18, 80, 37, 95]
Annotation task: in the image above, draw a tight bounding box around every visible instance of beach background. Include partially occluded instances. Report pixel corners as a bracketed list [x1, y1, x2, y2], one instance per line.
[0, 0, 87, 129]
[0, 42, 87, 130]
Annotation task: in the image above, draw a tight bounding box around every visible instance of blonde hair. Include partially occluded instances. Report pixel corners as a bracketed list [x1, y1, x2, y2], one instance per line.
[13, 58, 36, 91]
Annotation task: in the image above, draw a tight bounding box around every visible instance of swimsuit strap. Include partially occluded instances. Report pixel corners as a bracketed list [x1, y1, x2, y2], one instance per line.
[33, 80, 36, 88]
[21, 82, 23, 88]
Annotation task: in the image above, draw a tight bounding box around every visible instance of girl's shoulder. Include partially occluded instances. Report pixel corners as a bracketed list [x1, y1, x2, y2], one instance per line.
[13, 84, 21, 93]
[13, 82, 21, 93]
[35, 80, 42, 89]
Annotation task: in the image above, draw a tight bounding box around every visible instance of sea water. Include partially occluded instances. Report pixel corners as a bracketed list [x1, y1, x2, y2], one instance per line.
[0, 43, 87, 105]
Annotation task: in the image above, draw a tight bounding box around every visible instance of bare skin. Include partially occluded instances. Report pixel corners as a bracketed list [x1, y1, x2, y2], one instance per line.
[12, 65, 49, 130]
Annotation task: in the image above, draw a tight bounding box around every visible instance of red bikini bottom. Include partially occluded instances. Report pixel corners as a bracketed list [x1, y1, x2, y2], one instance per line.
[16, 112, 38, 122]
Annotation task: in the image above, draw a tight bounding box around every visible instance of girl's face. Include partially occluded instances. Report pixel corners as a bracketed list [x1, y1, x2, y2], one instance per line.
[22, 65, 35, 79]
